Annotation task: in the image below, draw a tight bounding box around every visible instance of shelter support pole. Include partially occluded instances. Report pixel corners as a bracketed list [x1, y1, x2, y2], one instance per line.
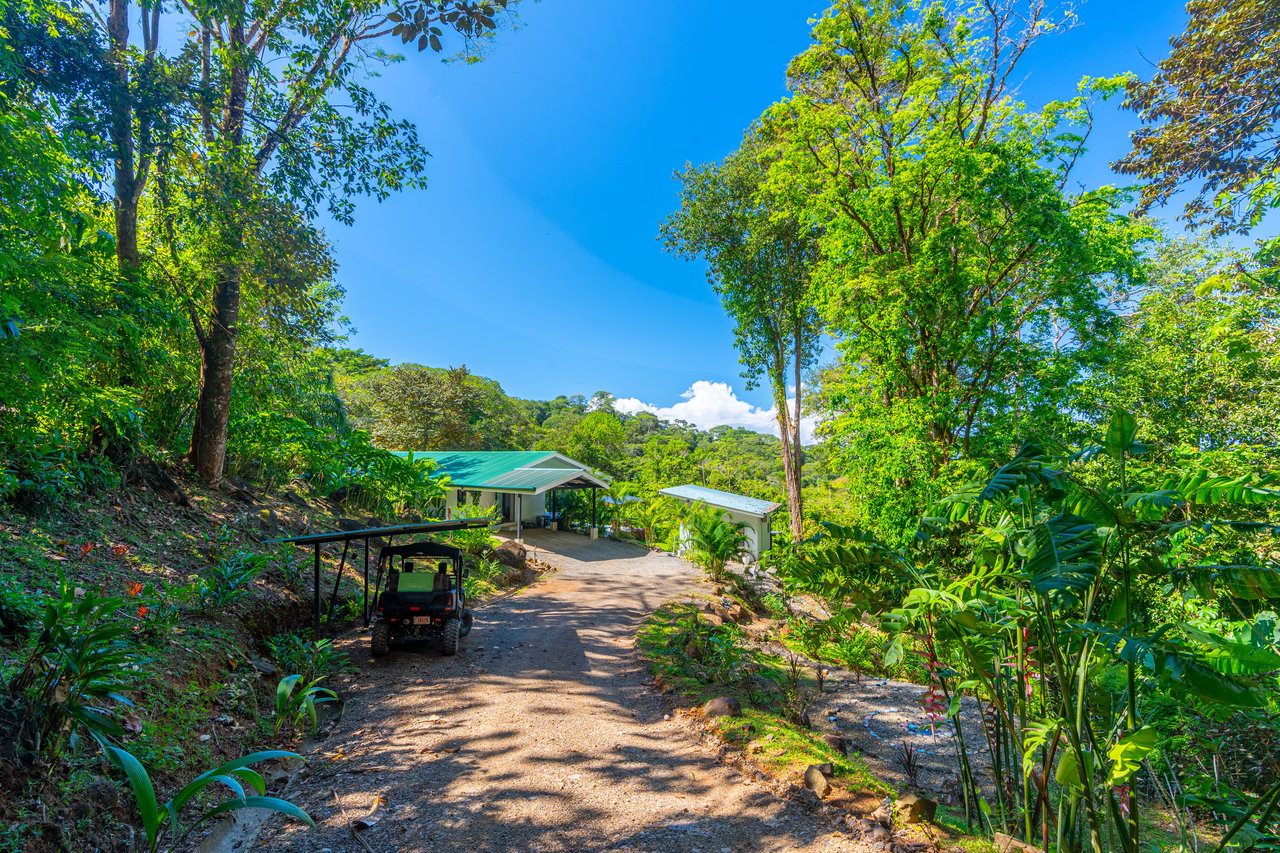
[363, 538, 370, 628]
[515, 493, 523, 543]
[590, 487, 598, 540]
[313, 542, 321, 634]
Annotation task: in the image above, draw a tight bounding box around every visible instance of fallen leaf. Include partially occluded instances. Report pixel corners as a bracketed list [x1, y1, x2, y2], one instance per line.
[352, 794, 388, 829]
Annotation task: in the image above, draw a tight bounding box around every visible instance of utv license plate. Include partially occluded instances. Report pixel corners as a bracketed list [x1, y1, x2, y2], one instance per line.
[412, 616, 432, 626]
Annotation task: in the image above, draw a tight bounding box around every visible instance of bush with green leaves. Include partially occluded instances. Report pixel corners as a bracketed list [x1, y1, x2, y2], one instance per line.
[266, 634, 352, 684]
[106, 746, 313, 853]
[782, 409, 1280, 851]
[226, 411, 447, 517]
[446, 500, 499, 556]
[462, 557, 506, 600]
[195, 552, 266, 609]
[274, 675, 337, 736]
[3, 573, 139, 763]
[683, 502, 752, 582]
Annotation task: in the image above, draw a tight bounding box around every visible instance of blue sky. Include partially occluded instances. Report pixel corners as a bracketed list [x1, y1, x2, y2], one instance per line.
[330, 0, 1191, 434]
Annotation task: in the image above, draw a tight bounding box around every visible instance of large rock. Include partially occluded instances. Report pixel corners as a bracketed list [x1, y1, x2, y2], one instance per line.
[821, 733, 848, 755]
[895, 792, 937, 824]
[803, 764, 831, 798]
[702, 696, 742, 718]
[494, 540, 527, 570]
[993, 833, 1045, 853]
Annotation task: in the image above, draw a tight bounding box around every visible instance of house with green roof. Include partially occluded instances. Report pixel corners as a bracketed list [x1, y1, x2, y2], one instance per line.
[389, 450, 608, 540]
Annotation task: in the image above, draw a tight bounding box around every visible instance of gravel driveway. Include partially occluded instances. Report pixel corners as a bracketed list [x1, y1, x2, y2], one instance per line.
[251, 531, 868, 853]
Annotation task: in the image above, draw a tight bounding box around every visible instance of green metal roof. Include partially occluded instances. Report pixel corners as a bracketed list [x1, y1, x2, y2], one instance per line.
[388, 450, 607, 494]
[658, 484, 782, 518]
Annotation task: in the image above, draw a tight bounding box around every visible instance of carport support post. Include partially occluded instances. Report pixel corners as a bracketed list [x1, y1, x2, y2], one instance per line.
[312, 542, 321, 634]
[590, 487, 598, 540]
[362, 538, 370, 628]
[515, 493, 523, 543]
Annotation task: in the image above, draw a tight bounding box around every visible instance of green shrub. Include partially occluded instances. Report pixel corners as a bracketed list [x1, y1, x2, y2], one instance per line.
[266, 634, 352, 684]
[226, 412, 447, 517]
[106, 746, 313, 852]
[3, 572, 139, 762]
[195, 552, 265, 609]
[447, 501, 498, 556]
[274, 675, 337, 736]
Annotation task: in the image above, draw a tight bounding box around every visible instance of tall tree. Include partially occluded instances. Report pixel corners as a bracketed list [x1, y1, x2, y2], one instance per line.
[661, 138, 821, 540]
[340, 364, 532, 450]
[59, 0, 515, 480]
[1116, 0, 1280, 235]
[760, 0, 1144, 478]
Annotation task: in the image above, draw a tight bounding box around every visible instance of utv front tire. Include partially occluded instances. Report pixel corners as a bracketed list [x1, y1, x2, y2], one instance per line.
[459, 609, 474, 637]
[441, 618, 461, 656]
[371, 621, 391, 657]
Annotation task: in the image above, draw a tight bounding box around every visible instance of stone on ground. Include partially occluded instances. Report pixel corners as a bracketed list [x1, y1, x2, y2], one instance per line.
[994, 832, 1045, 853]
[894, 792, 937, 824]
[803, 764, 831, 798]
[494, 540, 528, 570]
[703, 696, 742, 718]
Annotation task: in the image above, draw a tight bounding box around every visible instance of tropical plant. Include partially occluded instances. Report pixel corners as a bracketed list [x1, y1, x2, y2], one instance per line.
[684, 502, 752, 583]
[273, 675, 338, 736]
[3, 572, 139, 762]
[634, 496, 676, 547]
[105, 746, 313, 852]
[266, 635, 353, 685]
[877, 410, 1280, 851]
[603, 481, 638, 533]
[195, 552, 266, 609]
[446, 500, 500, 556]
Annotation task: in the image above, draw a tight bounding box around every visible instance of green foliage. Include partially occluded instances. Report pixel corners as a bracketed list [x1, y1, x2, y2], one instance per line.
[788, 409, 1280, 845]
[446, 501, 499, 556]
[227, 412, 448, 517]
[339, 364, 533, 452]
[194, 552, 266, 609]
[4, 572, 139, 761]
[661, 136, 820, 537]
[266, 634, 353, 685]
[763, 0, 1146, 481]
[105, 746, 313, 853]
[462, 557, 506, 600]
[273, 675, 337, 736]
[683, 502, 752, 582]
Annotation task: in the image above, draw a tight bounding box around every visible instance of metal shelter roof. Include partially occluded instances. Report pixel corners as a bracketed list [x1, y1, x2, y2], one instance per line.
[265, 517, 492, 632]
[263, 517, 490, 546]
[389, 450, 607, 494]
[658, 484, 782, 518]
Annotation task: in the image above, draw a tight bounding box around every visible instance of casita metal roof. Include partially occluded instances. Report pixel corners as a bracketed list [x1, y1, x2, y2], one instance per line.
[658, 484, 782, 518]
[389, 450, 607, 495]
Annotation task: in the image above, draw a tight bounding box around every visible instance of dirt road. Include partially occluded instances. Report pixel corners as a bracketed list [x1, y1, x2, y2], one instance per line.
[252, 531, 867, 853]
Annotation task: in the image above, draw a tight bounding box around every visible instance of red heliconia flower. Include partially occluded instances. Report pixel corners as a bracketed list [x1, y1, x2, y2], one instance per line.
[80, 543, 94, 557]
[126, 582, 144, 598]
[112, 544, 130, 558]
[137, 605, 150, 619]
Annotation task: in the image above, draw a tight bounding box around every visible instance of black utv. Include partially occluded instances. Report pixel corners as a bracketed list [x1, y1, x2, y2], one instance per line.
[370, 540, 473, 657]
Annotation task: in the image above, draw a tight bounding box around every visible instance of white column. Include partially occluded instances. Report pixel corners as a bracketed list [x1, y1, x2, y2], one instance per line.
[515, 493, 523, 543]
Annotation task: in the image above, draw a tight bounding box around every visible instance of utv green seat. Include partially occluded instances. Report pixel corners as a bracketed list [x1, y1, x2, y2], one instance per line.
[394, 571, 437, 593]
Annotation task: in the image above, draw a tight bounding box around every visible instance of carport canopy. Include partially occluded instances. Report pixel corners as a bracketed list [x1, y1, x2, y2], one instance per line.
[266, 518, 491, 633]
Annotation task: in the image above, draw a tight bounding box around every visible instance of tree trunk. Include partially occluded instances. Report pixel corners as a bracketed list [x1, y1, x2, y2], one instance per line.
[189, 266, 241, 481]
[779, 423, 804, 541]
[189, 16, 250, 483]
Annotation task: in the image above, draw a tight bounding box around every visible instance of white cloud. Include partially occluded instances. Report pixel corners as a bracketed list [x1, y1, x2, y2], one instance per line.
[615, 380, 821, 444]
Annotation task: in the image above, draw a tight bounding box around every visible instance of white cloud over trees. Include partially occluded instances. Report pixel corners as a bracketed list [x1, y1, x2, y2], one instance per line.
[615, 380, 819, 444]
